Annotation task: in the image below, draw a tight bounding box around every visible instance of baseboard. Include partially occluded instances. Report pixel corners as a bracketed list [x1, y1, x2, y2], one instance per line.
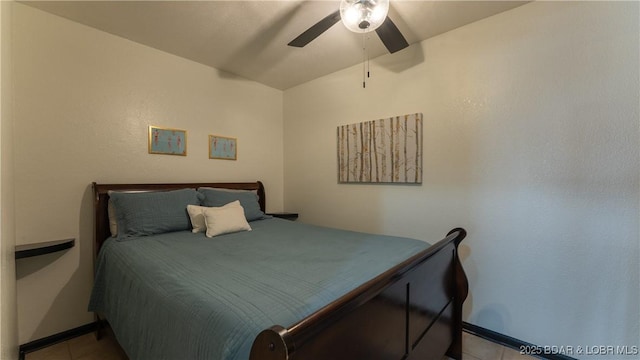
[19, 320, 573, 360]
[18, 321, 99, 360]
[463, 322, 577, 360]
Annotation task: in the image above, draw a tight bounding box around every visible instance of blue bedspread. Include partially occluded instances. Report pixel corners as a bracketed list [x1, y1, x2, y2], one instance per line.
[89, 218, 429, 360]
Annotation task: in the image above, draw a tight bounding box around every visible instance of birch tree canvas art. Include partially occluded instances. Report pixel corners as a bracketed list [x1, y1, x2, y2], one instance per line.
[338, 113, 423, 183]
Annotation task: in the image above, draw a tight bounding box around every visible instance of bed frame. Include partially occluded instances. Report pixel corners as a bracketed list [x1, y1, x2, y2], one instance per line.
[92, 181, 468, 360]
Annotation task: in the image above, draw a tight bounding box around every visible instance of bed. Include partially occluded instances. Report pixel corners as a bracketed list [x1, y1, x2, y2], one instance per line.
[90, 181, 468, 360]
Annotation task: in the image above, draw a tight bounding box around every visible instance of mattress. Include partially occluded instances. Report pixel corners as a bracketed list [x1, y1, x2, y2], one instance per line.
[89, 218, 429, 360]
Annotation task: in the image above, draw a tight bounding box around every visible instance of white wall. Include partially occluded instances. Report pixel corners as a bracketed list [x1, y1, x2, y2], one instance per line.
[1, 0, 18, 358]
[13, 3, 284, 343]
[283, 2, 639, 358]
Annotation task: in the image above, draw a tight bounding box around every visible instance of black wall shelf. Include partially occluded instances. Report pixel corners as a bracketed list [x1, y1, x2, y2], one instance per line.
[15, 239, 75, 259]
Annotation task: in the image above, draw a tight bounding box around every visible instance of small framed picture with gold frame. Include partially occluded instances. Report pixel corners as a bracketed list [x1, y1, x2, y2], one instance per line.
[148, 126, 187, 156]
[209, 135, 237, 160]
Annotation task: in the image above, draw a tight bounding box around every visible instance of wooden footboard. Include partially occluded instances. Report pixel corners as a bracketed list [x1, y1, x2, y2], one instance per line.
[250, 228, 468, 360]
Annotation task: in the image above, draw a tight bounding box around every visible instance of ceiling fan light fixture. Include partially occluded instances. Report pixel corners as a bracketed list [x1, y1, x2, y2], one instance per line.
[340, 0, 389, 33]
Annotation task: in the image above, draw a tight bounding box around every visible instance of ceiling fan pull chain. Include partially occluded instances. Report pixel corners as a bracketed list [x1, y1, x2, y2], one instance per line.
[362, 33, 367, 88]
[367, 34, 371, 79]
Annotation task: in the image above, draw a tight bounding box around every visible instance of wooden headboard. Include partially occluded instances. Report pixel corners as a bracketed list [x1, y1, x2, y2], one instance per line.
[92, 181, 265, 258]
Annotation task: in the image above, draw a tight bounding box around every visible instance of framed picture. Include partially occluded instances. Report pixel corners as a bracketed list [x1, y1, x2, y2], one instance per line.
[148, 126, 187, 156]
[209, 135, 237, 160]
[337, 113, 423, 184]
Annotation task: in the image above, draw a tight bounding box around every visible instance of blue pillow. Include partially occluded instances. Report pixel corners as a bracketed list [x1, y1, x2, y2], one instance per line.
[198, 188, 267, 222]
[110, 189, 203, 238]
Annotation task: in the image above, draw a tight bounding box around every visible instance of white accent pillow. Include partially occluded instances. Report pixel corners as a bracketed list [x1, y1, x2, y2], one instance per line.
[187, 204, 209, 233]
[187, 201, 240, 233]
[203, 201, 252, 238]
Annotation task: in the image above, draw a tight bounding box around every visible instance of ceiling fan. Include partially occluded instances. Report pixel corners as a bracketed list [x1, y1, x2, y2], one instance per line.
[288, 0, 409, 54]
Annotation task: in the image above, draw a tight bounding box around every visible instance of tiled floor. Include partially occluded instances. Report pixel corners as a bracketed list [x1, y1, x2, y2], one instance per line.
[460, 331, 537, 360]
[26, 330, 537, 360]
[25, 331, 128, 360]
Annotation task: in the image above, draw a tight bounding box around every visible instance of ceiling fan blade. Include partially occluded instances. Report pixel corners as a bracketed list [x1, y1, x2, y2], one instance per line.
[288, 10, 341, 48]
[375, 16, 409, 53]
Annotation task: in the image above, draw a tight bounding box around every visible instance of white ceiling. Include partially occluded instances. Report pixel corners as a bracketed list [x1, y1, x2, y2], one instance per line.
[22, 1, 528, 90]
